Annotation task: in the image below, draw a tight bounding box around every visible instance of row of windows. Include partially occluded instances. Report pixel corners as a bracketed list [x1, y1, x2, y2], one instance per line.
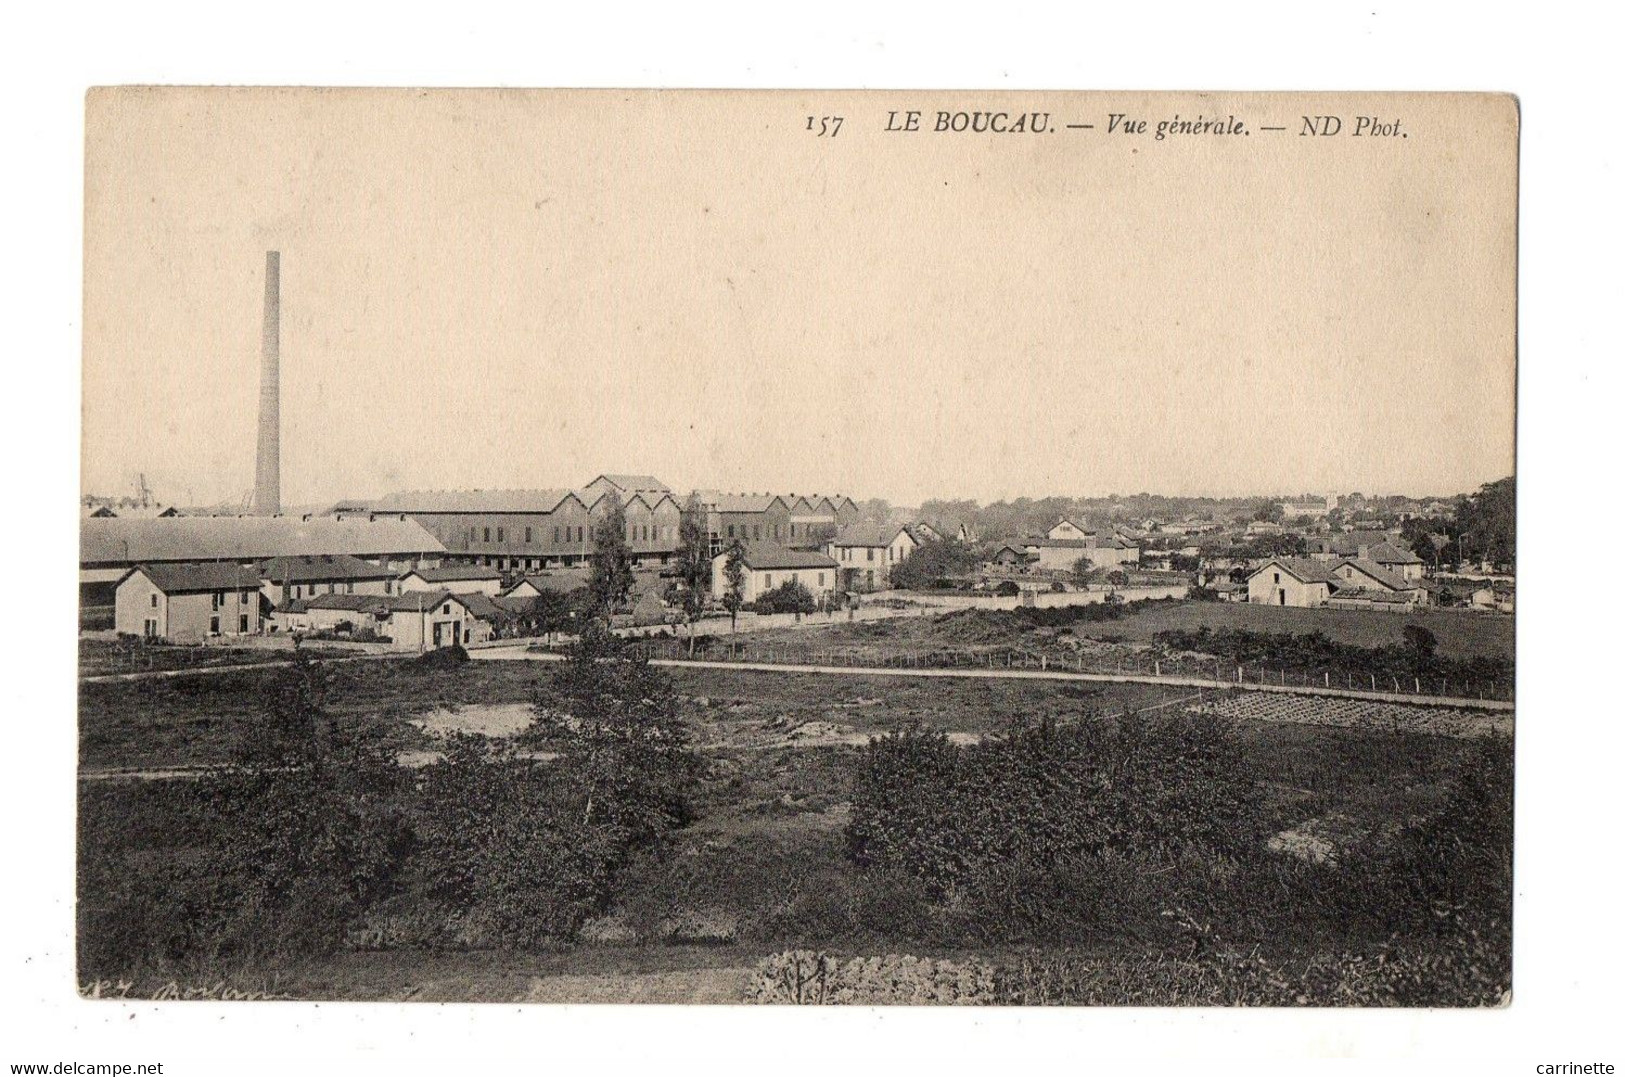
[209, 590, 256, 609]
[284, 580, 372, 599]
[209, 614, 252, 634]
[760, 572, 827, 590]
[463, 523, 680, 547]
[721, 522, 835, 543]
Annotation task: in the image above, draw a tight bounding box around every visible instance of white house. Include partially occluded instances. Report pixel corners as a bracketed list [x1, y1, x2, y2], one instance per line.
[1246, 558, 1339, 607]
[1046, 518, 1092, 542]
[273, 590, 494, 650]
[712, 543, 839, 604]
[114, 563, 265, 642]
[826, 523, 918, 591]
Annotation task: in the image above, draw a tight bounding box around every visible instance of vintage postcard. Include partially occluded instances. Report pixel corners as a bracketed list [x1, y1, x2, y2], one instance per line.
[79, 88, 1516, 1006]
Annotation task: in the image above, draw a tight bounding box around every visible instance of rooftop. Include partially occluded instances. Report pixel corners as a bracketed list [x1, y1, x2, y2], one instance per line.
[403, 564, 504, 582]
[258, 553, 399, 583]
[370, 489, 577, 515]
[829, 522, 910, 548]
[83, 516, 446, 566]
[125, 562, 265, 594]
[727, 542, 838, 570]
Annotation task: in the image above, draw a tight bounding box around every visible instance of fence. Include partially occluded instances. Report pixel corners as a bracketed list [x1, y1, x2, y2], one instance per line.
[606, 637, 1513, 704]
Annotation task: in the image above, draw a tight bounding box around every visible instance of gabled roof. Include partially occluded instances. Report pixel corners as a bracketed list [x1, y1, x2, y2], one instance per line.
[621, 489, 680, 512]
[83, 516, 447, 566]
[829, 522, 912, 548]
[370, 489, 576, 514]
[401, 564, 504, 583]
[585, 473, 670, 493]
[455, 591, 507, 621]
[1332, 558, 1420, 593]
[1250, 558, 1341, 586]
[287, 589, 470, 616]
[1314, 530, 1400, 556]
[720, 542, 838, 570]
[257, 554, 399, 584]
[1365, 540, 1423, 565]
[504, 570, 591, 595]
[704, 492, 790, 514]
[122, 562, 265, 594]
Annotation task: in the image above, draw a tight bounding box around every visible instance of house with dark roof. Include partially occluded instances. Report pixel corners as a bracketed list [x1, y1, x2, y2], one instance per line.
[273, 589, 493, 650]
[1028, 535, 1140, 573]
[502, 569, 592, 598]
[826, 522, 919, 591]
[256, 554, 402, 607]
[397, 563, 506, 596]
[711, 542, 838, 604]
[1046, 518, 1092, 542]
[114, 563, 266, 642]
[1323, 559, 1431, 608]
[1246, 558, 1342, 607]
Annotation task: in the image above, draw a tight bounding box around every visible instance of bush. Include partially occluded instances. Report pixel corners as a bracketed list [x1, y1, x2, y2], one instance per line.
[413, 643, 469, 669]
[845, 714, 1262, 918]
[413, 735, 627, 946]
[751, 580, 817, 615]
[1152, 625, 1513, 687]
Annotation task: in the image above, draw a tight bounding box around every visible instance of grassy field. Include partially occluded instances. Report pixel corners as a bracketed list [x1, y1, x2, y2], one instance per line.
[78, 637, 359, 678]
[1070, 600, 1513, 661]
[723, 599, 1513, 663]
[78, 653, 1507, 1003]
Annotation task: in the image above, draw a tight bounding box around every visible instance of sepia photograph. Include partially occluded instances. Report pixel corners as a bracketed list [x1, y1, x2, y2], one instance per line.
[75, 87, 1518, 1009]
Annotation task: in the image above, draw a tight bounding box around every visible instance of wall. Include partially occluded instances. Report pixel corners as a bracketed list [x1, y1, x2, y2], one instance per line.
[1247, 567, 1329, 607]
[260, 576, 393, 608]
[392, 498, 600, 566]
[398, 575, 502, 596]
[115, 575, 262, 642]
[741, 565, 837, 603]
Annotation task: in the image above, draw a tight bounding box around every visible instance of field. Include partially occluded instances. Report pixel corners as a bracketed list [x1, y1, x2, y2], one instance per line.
[78, 651, 1511, 1004]
[78, 637, 360, 679]
[630, 598, 1513, 702]
[738, 597, 1513, 663]
[1057, 600, 1513, 661]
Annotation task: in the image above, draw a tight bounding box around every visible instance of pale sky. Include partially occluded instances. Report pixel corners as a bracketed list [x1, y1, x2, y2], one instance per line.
[82, 89, 1517, 507]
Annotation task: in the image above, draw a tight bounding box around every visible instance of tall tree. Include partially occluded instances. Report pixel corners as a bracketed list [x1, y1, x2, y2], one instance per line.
[721, 539, 747, 634]
[587, 489, 635, 618]
[674, 492, 712, 654]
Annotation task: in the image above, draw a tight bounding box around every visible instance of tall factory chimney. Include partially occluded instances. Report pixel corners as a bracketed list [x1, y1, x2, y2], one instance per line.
[254, 251, 282, 516]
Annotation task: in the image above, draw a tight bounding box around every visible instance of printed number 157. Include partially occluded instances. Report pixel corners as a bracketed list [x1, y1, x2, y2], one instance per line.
[806, 116, 843, 137]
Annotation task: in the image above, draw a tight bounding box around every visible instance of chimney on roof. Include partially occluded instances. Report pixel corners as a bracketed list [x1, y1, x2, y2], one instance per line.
[254, 251, 282, 516]
[1357, 545, 1370, 560]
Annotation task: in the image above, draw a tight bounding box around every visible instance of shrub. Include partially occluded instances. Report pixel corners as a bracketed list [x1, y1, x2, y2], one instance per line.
[412, 735, 627, 946]
[752, 580, 817, 615]
[414, 643, 470, 669]
[845, 714, 1265, 939]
